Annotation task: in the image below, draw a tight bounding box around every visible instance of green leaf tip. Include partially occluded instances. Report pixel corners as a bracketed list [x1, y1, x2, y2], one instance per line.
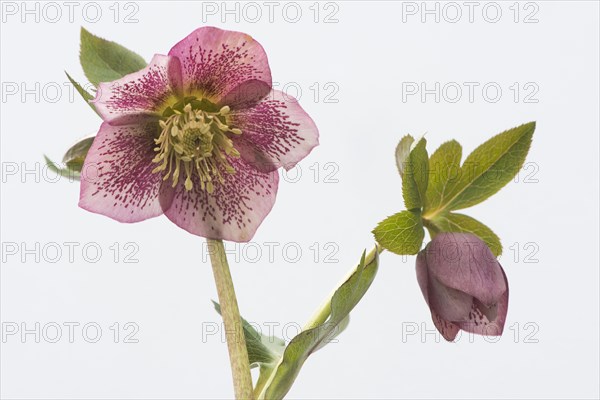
[422, 121, 535, 220]
[65, 71, 99, 116]
[80, 27, 147, 87]
[395, 134, 415, 176]
[402, 137, 429, 210]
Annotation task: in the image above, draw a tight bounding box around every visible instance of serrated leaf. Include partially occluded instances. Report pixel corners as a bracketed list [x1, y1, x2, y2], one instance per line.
[212, 301, 285, 368]
[258, 249, 379, 400]
[429, 213, 502, 256]
[373, 210, 424, 255]
[402, 137, 429, 210]
[65, 71, 99, 116]
[423, 122, 535, 218]
[80, 27, 147, 87]
[425, 140, 462, 212]
[395, 134, 415, 176]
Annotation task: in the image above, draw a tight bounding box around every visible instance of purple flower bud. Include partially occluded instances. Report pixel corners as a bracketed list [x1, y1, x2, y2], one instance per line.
[416, 233, 509, 341]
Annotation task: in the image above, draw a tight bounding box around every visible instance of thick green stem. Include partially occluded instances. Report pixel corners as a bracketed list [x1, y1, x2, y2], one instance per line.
[302, 244, 382, 331]
[207, 239, 254, 400]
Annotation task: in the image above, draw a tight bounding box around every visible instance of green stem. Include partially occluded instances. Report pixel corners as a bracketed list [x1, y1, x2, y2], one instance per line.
[302, 244, 382, 331]
[207, 239, 254, 400]
[422, 217, 440, 239]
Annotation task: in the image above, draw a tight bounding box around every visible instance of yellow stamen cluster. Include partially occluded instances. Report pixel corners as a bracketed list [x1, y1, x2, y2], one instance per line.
[152, 103, 242, 193]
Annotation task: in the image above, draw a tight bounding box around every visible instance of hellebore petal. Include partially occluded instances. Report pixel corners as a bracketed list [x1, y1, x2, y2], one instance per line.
[424, 233, 506, 307]
[229, 90, 319, 172]
[93, 54, 182, 125]
[458, 265, 509, 336]
[416, 252, 461, 341]
[162, 157, 279, 242]
[432, 312, 461, 342]
[79, 120, 172, 222]
[168, 27, 272, 106]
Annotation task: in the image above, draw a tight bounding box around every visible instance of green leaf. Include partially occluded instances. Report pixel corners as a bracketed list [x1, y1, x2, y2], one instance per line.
[429, 213, 502, 256]
[43, 155, 80, 180]
[258, 248, 379, 400]
[65, 71, 99, 116]
[395, 134, 414, 176]
[80, 27, 147, 87]
[44, 135, 96, 181]
[423, 122, 535, 218]
[402, 137, 429, 210]
[212, 301, 285, 368]
[425, 140, 462, 212]
[373, 210, 424, 255]
[63, 135, 95, 174]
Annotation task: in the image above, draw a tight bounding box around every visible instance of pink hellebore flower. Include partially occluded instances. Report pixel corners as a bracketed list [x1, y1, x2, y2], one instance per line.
[79, 27, 319, 242]
[416, 233, 509, 341]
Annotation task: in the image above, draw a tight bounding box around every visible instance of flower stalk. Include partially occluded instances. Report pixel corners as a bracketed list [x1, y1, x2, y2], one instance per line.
[207, 239, 254, 400]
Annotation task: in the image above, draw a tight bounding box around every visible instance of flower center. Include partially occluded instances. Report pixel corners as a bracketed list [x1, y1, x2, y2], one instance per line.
[152, 97, 241, 193]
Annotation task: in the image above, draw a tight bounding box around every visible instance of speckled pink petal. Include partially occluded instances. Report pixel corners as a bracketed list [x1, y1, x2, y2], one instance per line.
[424, 233, 506, 307]
[432, 311, 461, 342]
[163, 157, 278, 242]
[79, 120, 171, 222]
[458, 265, 509, 336]
[92, 54, 182, 125]
[416, 252, 464, 341]
[168, 27, 272, 105]
[229, 90, 319, 172]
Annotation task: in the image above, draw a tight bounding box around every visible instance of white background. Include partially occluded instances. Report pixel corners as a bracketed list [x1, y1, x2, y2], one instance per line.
[1, 1, 599, 399]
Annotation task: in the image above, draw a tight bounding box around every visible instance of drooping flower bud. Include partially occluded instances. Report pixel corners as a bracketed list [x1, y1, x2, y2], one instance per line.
[416, 233, 509, 341]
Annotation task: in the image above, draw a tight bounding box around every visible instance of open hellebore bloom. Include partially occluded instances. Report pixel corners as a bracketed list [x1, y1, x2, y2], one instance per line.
[79, 27, 319, 242]
[416, 233, 509, 341]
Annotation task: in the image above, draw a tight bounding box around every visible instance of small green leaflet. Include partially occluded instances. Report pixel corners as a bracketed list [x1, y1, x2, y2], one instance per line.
[257, 249, 379, 400]
[402, 137, 429, 210]
[425, 140, 462, 212]
[395, 134, 415, 176]
[373, 210, 424, 255]
[80, 27, 147, 87]
[428, 212, 502, 256]
[43, 155, 80, 181]
[43, 135, 95, 181]
[63, 135, 95, 173]
[423, 122, 535, 218]
[212, 301, 285, 368]
[65, 72, 99, 116]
